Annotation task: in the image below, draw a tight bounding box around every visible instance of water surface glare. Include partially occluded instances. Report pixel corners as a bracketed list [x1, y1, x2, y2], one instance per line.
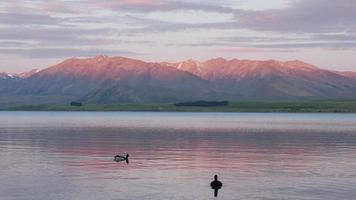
[1, 112, 356, 200]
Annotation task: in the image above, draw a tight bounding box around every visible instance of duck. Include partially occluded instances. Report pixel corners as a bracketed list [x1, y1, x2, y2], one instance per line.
[114, 154, 129, 163]
[210, 175, 223, 188]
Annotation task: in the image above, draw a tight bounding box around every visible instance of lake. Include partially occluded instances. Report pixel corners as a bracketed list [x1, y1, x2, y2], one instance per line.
[1, 112, 356, 200]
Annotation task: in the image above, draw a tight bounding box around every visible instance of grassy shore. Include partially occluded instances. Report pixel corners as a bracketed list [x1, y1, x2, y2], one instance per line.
[6, 99, 356, 113]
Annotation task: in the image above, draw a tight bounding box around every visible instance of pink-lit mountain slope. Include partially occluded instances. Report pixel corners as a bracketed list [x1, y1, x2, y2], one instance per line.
[165, 58, 356, 98]
[18, 69, 39, 78]
[336, 71, 356, 79]
[10, 56, 215, 104]
[1, 56, 356, 107]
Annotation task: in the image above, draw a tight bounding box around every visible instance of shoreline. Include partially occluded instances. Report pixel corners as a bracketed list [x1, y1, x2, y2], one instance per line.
[4, 99, 356, 113]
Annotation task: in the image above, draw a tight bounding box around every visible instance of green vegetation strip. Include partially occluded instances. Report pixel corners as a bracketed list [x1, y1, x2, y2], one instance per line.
[6, 99, 356, 113]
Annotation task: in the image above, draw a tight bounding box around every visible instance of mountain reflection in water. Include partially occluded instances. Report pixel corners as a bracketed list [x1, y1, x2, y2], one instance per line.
[1, 112, 356, 200]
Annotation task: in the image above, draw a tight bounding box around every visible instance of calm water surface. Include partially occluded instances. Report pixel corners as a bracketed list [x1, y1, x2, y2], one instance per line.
[1, 112, 356, 200]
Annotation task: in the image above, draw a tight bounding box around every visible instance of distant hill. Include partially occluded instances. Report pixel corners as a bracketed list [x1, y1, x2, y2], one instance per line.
[0, 72, 21, 93]
[0, 55, 356, 108]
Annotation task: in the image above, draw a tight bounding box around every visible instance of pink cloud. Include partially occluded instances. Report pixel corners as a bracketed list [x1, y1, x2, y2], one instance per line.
[43, 0, 74, 13]
[119, 0, 162, 6]
[93, 0, 168, 11]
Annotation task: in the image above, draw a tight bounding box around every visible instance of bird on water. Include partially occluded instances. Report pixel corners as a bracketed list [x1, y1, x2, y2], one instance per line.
[210, 175, 223, 188]
[114, 154, 129, 163]
[210, 175, 223, 197]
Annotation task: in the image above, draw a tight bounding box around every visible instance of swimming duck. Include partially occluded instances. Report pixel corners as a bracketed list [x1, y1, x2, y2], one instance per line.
[210, 175, 223, 197]
[210, 175, 223, 188]
[114, 154, 129, 163]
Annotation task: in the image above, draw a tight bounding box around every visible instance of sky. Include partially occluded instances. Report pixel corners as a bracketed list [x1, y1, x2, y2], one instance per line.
[0, 0, 356, 73]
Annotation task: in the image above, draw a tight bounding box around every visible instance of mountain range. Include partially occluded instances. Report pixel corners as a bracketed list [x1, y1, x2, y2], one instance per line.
[0, 55, 355, 108]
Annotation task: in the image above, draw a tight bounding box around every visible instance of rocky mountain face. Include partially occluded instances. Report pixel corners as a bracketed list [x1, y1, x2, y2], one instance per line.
[1, 55, 355, 107]
[336, 71, 356, 79]
[1, 56, 216, 105]
[167, 58, 356, 99]
[18, 69, 39, 78]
